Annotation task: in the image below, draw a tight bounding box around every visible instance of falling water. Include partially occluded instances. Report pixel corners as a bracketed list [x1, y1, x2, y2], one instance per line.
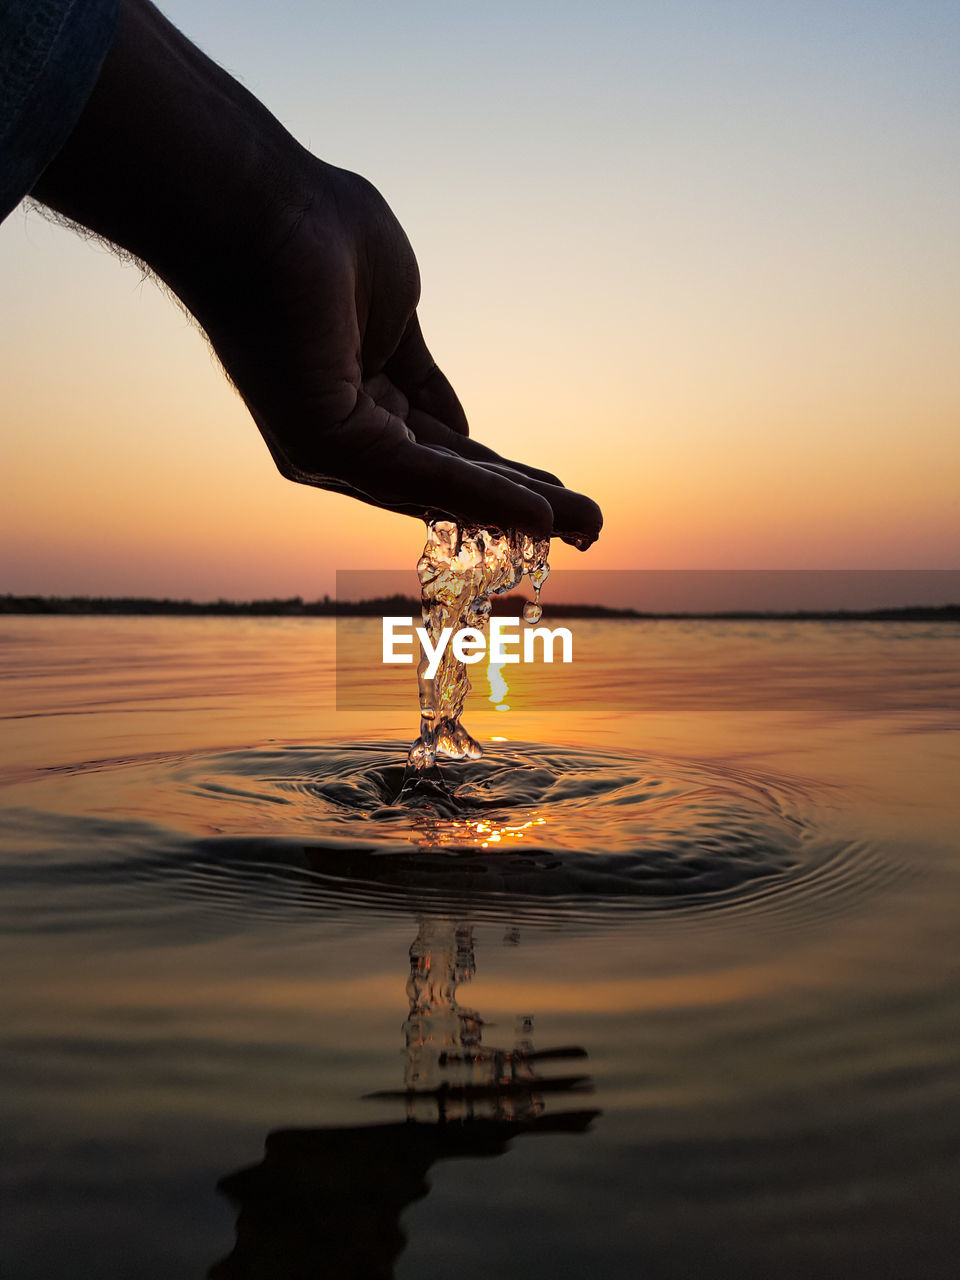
[406, 520, 550, 772]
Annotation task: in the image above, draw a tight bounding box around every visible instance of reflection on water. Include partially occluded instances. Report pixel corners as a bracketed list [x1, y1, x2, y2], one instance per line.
[211, 918, 597, 1278]
[385, 917, 592, 1120]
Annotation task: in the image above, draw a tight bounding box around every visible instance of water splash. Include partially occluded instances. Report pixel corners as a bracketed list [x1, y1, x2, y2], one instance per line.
[406, 521, 549, 772]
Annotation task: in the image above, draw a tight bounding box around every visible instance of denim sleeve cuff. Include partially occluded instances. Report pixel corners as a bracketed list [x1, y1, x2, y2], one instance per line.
[0, 0, 120, 224]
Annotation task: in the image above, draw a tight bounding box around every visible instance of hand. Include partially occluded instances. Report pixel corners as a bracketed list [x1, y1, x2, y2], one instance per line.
[189, 162, 603, 546]
[31, 0, 602, 546]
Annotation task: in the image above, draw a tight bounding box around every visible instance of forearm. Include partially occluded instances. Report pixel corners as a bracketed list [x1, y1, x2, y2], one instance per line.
[23, 0, 602, 542]
[30, 0, 309, 292]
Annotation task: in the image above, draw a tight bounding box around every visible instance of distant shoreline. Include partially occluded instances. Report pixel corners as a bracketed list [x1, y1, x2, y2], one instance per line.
[2, 594, 958, 622]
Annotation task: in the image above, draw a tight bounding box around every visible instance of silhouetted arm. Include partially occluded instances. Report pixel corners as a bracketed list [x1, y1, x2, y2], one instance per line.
[31, 0, 602, 545]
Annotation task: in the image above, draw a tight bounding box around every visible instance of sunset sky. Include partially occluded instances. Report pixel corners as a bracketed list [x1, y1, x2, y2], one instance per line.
[1, 0, 958, 600]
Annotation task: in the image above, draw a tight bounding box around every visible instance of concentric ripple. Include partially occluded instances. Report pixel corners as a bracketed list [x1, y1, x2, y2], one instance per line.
[163, 741, 901, 924]
[0, 741, 905, 931]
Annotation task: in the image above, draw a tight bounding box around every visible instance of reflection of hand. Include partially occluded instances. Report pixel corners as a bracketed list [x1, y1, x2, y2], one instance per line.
[32, 0, 602, 547]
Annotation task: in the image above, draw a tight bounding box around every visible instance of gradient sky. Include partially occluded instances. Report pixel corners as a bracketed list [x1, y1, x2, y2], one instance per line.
[2, 0, 958, 599]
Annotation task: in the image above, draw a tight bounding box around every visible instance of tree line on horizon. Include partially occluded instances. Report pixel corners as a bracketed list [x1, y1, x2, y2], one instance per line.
[1, 594, 957, 621]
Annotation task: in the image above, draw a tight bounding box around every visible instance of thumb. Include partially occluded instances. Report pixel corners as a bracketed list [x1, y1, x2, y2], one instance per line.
[385, 313, 469, 436]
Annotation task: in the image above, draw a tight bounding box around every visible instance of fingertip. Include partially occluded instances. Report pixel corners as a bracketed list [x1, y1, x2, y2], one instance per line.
[556, 496, 603, 544]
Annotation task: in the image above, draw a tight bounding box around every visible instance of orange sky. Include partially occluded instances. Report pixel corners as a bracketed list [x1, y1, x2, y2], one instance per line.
[1, 1, 958, 598]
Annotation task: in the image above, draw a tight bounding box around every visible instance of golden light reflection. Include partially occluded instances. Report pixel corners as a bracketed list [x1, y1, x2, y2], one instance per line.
[487, 659, 510, 711]
[417, 812, 548, 851]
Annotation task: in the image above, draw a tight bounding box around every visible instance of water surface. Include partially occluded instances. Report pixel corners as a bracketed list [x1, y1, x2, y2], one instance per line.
[2, 617, 959, 1278]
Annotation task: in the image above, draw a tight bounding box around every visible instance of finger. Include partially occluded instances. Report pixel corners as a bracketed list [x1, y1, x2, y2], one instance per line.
[322, 457, 602, 548]
[407, 409, 563, 486]
[385, 314, 469, 435]
[355, 438, 555, 539]
[470, 463, 603, 543]
[266, 389, 601, 545]
[422, 421, 603, 547]
[422, 448, 601, 544]
[362, 372, 415, 428]
[286, 394, 551, 535]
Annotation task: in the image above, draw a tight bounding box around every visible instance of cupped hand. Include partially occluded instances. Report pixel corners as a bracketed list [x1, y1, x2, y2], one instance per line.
[29, 0, 602, 546]
[188, 162, 603, 547]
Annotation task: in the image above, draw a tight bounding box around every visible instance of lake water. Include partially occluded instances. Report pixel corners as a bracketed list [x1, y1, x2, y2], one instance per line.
[2, 616, 959, 1278]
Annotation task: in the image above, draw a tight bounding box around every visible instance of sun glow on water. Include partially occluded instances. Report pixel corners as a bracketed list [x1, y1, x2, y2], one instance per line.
[417, 813, 549, 850]
[487, 659, 510, 710]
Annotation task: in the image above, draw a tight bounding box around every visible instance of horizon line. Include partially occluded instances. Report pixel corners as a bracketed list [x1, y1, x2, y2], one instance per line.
[2, 593, 958, 622]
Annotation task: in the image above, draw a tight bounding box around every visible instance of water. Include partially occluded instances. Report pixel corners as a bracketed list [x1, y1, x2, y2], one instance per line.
[407, 520, 549, 771]
[2, 616, 959, 1278]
